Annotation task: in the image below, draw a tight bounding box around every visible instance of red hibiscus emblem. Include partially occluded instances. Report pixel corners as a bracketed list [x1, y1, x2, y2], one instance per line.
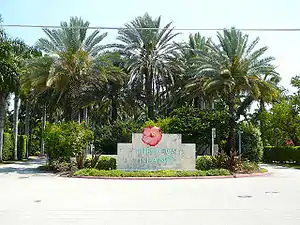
[142, 126, 162, 146]
[286, 139, 294, 146]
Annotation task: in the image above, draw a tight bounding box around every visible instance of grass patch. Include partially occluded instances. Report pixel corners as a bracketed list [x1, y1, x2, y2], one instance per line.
[74, 168, 231, 177]
[259, 168, 268, 173]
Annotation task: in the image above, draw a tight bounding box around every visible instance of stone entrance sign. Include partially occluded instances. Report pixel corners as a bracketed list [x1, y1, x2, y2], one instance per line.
[117, 126, 196, 171]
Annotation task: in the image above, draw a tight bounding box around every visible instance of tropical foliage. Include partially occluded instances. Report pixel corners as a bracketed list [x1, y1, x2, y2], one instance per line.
[1, 12, 296, 169]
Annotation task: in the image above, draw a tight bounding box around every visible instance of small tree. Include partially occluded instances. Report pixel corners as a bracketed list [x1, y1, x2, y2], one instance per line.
[44, 122, 93, 168]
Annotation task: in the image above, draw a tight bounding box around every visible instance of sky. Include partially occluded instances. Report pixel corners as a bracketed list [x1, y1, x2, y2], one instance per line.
[1, 0, 300, 93]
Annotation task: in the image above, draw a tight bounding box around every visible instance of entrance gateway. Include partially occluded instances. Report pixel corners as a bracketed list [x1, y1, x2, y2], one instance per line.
[117, 126, 196, 171]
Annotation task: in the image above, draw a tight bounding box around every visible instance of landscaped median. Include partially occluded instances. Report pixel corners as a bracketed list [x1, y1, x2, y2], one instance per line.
[40, 153, 269, 179]
[74, 168, 231, 177]
[73, 156, 268, 180]
[73, 168, 269, 179]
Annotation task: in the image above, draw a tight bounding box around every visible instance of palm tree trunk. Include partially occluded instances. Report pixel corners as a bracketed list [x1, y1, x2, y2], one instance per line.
[78, 110, 81, 123]
[111, 96, 117, 123]
[194, 97, 199, 108]
[25, 100, 30, 159]
[145, 69, 155, 120]
[13, 95, 20, 160]
[200, 98, 205, 110]
[40, 105, 46, 155]
[0, 93, 6, 162]
[64, 104, 72, 121]
[82, 107, 90, 154]
[83, 108, 88, 124]
[228, 95, 237, 161]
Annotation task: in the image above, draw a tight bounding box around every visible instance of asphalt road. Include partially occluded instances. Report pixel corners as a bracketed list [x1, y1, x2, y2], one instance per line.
[0, 158, 300, 225]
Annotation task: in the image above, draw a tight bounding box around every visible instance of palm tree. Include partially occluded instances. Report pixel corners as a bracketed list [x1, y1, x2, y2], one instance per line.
[10, 40, 33, 160]
[21, 54, 53, 157]
[77, 52, 143, 124]
[112, 13, 180, 119]
[187, 28, 278, 159]
[0, 29, 19, 161]
[35, 16, 108, 121]
[166, 33, 210, 111]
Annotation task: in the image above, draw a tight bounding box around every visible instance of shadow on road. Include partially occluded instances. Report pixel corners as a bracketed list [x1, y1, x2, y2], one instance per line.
[0, 157, 50, 175]
[0, 167, 50, 174]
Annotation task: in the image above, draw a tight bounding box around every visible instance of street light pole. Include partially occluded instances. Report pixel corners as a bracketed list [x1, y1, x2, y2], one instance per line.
[212, 128, 216, 155]
[238, 130, 243, 154]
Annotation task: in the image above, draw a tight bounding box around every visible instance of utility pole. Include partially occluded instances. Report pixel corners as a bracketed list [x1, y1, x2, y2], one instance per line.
[238, 130, 243, 154]
[212, 128, 216, 155]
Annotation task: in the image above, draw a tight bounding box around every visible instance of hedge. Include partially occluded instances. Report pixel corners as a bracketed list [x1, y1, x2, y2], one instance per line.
[196, 155, 263, 173]
[94, 121, 140, 155]
[84, 156, 117, 170]
[240, 122, 263, 162]
[74, 168, 231, 177]
[196, 155, 217, 170]
[96, 156, 117, 170]
[17, 135, 27, 160]
[263, 146, 300, 163]
[3, 133, 13, 161]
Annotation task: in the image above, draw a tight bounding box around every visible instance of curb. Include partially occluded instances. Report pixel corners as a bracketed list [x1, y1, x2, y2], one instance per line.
[72, 172, 272, 180]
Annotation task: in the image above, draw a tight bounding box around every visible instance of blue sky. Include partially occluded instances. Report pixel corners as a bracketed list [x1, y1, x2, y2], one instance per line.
[1, 0, 300, 92]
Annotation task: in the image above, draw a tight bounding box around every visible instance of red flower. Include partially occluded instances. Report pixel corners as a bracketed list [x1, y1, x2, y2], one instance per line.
[286, 139, 294, 146]
[142, 126, 162, 146]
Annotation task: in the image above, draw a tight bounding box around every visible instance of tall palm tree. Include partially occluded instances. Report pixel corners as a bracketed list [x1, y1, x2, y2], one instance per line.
[35, 17, 108, 121]
[0, 29, 19, 161]
[22, 55, 54, 156]
[10, 40, 33, 160]
[112, 13, 180, 119]
[76, 52, 143, 124]
[166, 33, 210, 111]
[187, 28, 279, 158]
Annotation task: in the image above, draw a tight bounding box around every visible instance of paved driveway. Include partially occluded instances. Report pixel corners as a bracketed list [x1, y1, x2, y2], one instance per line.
[0, 159, 300, 225]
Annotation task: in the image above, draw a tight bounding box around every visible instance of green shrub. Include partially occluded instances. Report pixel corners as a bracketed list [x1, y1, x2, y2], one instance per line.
[240, 161, 261, 173]
[17, 135, 27, 160]
[47, 160, 78, 174]
[196, 156, 217, 170]
[84, 158, 91, 168]
[3, 132, 13, 161]
[28, 121, 42, 156]
[74, 168, 231, 177]
[263, 146, 300, 163]
[240, 122, 263, 162]
[44, 122, 94, 164]
[144, 107, 229, 155]
[50, 160, 71, 172]
[94, 120, 141, 155]
[196, 152, 247, 173]
[96, 156, 117, 170]
[143, 118, 172, 132]
[84, 155, 101, 168]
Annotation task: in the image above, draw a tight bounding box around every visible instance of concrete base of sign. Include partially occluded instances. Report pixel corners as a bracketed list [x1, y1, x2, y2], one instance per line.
[117, 133, 196, 171]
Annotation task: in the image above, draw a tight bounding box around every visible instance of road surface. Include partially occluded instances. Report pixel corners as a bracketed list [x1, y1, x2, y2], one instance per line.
[0, 158, 299, 225]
